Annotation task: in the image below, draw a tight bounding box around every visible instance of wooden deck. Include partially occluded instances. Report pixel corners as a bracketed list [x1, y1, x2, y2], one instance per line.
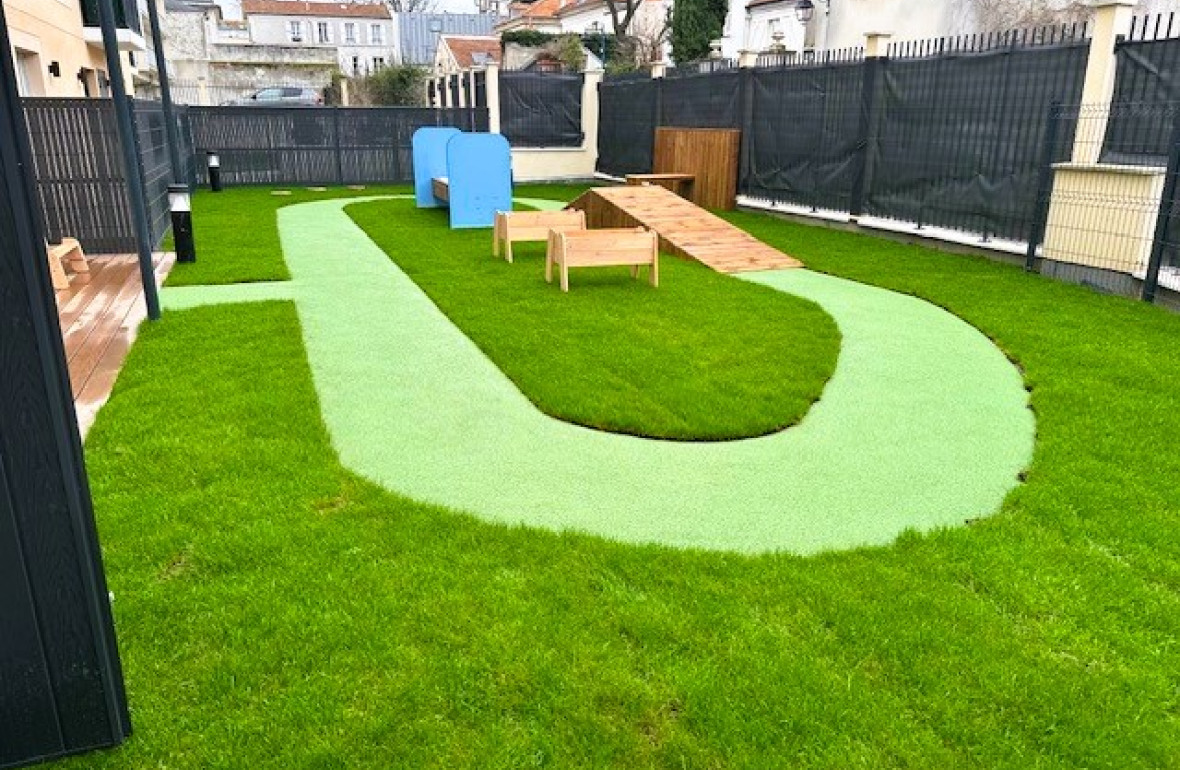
[567, 186, 802, 273]
[56, 253, 174, 438]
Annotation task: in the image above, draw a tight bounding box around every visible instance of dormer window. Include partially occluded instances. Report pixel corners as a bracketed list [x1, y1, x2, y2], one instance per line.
[288, 20, 304, 43]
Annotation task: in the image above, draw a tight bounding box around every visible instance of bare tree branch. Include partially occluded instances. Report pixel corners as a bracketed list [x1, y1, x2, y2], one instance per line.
[972, 0, 1093, 32]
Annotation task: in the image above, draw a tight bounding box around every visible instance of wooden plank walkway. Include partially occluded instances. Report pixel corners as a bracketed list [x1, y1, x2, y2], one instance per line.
[56, 253, 174, 438]
[568, 185, 802, 273]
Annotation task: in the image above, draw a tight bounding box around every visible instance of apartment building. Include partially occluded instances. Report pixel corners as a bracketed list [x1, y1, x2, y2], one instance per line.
[4, 0, 148, 96]
[242, 0, 395, 76]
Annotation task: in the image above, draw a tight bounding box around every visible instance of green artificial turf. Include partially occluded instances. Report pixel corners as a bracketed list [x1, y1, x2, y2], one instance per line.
[62, 197, 1180, 767]
[166, 184, 588, 287]
[345, 198, 840, 441]
[159, 197, 1029, 551]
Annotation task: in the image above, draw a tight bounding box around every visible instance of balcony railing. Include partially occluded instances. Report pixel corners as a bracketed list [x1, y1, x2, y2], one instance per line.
[80, 0, 142, 35]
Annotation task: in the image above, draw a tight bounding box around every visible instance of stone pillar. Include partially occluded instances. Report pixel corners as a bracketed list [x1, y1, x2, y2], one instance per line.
[582, 65, 604, 161]
[650, 61, 666, 79]
[340, 78, 350, 107]
[863, 31, 892, 59]
[737, 50, 759, 68]
[486, 63, 501, 134]
[196, 77, 210, 106]
[1073, 0, 1136, 163]
[457, 70, 467, 108]
[1042, 2, 1157, 275]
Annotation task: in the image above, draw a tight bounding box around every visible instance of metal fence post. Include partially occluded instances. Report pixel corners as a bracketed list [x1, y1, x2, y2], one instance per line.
[850, 33, 891, 220]
[97, 0, 160, 320]
[738, 56, 755, 195]
[333, 106, 344, 185]
[1142, 105, 1180, 303]
[1025, 101, 1063, 272]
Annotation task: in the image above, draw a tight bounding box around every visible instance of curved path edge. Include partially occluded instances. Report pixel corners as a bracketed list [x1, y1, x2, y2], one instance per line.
[162, 196, 1035, 554]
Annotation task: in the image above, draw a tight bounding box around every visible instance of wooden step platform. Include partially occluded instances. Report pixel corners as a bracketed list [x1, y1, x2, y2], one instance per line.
[56, 253, 174, 437]
[567, 186, 801, 273]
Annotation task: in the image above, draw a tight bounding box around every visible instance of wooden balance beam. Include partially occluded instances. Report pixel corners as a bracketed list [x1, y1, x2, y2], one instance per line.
[545, 227, 658, 293]
[493, 210, 586, 263]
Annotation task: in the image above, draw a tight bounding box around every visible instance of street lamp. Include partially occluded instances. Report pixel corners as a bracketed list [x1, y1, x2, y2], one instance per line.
[587, 21, 607, 63]
[795, 0, 815, 23]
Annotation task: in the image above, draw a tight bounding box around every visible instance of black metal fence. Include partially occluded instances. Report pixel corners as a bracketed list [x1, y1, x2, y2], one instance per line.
[499, 71, 584, 148]
[1026, 101, 1179, 305]
[185, 106, 482, 187]
[600, 26, 1092, 243]
[134, 101, 194, 246]
[21, 99, 485, 253]
[22, 98, 177, 254]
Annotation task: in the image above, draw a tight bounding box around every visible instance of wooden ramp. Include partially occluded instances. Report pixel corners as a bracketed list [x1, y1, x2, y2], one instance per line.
[567, 186, 801, 273]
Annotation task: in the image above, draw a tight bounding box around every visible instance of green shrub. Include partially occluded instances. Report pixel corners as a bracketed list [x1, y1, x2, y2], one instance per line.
[360, 65, 428, 106]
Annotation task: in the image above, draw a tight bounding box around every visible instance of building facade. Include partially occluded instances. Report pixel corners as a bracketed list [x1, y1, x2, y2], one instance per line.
[242, 0, 394, 76]
[721, 0, 1170, 59]
[397, 12, 498, 66]
[432, 34, 499, 76]
[4, 0, 149, 97]
[496, 0, 669, 62]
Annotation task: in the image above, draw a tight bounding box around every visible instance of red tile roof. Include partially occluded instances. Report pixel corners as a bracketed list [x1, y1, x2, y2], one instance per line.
[510, 0, 562, 19]
[441, 35, 501, 67]
[242, 0, 391, 19]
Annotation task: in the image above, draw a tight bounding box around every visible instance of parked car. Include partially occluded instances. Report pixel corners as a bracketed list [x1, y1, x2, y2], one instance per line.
[226, 86, 323, 107]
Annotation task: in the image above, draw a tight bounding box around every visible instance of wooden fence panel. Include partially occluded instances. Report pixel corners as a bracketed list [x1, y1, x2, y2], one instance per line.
[653, 127, 741, 210]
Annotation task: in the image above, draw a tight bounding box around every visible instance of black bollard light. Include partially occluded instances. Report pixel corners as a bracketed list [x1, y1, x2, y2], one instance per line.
[168, 184, 196, 263]
[206, 150, 222, 192]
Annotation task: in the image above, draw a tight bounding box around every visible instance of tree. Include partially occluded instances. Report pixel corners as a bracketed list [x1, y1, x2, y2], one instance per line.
[970, 0, 1093, 32]
[626, 5, 670, 65]
[603, 0, 646, 63]
[669, 0, 727, 63]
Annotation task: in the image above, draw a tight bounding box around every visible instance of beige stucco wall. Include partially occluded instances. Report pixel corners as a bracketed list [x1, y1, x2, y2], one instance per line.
[4, 0, 142, 96]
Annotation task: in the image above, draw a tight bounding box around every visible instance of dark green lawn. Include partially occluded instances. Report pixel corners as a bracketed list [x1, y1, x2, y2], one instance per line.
[62, 192, 1180, 768]
[167, 184, 589, 287]
[347, 199, 838, 440]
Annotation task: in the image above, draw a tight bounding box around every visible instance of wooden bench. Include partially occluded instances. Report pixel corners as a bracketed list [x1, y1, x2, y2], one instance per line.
[493, 210, 586, 263]
[47, 238, 90, 292]
[545, 227, 659, 293]
[626, 173, 696, 201]
[431, 176, 449, 203]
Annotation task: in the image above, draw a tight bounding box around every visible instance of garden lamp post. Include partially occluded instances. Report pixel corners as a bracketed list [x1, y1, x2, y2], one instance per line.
[207, 151, 222, 192]
[169, 184, 196, 263]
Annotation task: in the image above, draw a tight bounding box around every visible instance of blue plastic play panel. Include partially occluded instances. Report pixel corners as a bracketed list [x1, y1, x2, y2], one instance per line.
[446, 133, 512, 229]
[412, 127, 461, 208]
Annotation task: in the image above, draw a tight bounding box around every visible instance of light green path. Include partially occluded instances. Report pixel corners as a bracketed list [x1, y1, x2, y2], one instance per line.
[163, 197, 1034, 554]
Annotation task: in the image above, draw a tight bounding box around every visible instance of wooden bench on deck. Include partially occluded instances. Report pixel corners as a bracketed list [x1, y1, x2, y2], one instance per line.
[493, 209, 586, 263]
[625, 173, 696, 200]
[47, 238, 91, 292]
[545, 227, 659, 292]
